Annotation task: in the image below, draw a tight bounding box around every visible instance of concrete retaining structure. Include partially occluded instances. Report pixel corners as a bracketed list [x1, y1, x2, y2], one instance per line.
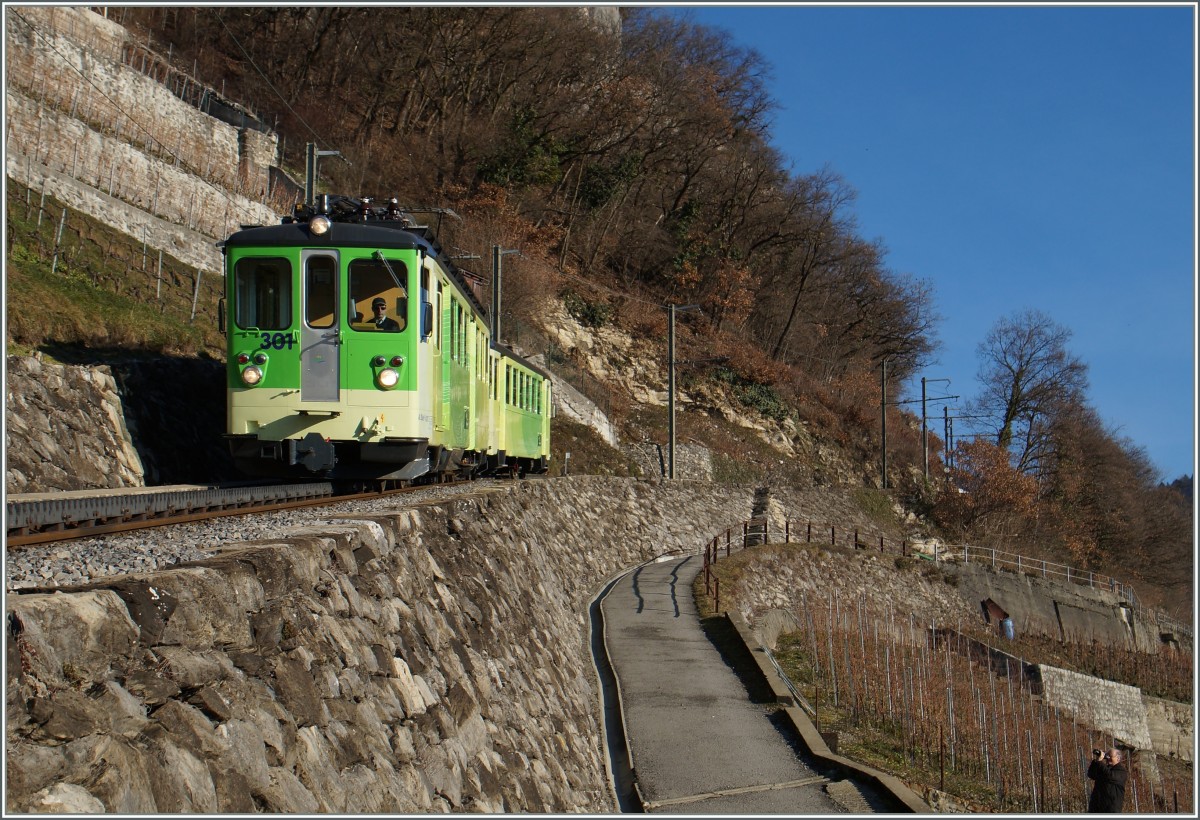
[5, 477, 757, 813]
[1145, 696, 1194, 763]
[948, 560, 1180, 655]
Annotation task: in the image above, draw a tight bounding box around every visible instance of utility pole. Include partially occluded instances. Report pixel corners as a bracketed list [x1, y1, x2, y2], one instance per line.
[940, 403, 950, 475]
[667, 304, 700, 479]
[881, 358, 888, 489]
[921, 377, 951, 481]
[944, 406, 953, 471]
[491, 245, 519, 347]
[304, 142, 346, 207]
[669, 304, 675, 480]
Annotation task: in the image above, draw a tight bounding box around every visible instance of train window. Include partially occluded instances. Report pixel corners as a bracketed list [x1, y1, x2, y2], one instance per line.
[305, 255, 336, 329]
[420, 268, 432, 339]
[454, 301, 463, 362]
[234, 257, 292, 330]
[435, 283, 443, 350]
[348, 257, 407, 332]
[458, 304, 466, 363]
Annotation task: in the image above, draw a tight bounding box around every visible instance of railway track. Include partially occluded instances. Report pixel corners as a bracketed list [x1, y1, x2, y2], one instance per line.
[4, 481, 439, 548]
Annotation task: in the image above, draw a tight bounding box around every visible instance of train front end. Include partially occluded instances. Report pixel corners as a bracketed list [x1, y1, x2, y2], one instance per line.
[221, 199, 434, 482]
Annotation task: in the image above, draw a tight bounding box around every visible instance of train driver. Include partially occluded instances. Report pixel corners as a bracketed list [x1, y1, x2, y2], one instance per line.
[371, 297, 400, 331]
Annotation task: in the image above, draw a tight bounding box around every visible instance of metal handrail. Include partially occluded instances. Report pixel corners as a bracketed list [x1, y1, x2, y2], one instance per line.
[763, 646, 815, 716]
[943, 544, 1137, 607]
[699, 516, 1190, 639]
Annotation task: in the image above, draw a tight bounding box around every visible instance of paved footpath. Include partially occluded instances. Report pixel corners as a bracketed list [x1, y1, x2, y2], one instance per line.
[600, 554, 857, 814]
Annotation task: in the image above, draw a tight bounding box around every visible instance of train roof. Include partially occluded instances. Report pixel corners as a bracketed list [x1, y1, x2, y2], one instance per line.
[221, 195, 552, 382]
[221, 195, 491, 321]
[222, 220, 432, 253]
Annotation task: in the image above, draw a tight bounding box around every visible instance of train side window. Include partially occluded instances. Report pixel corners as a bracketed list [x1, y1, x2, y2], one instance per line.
[435, 282, 443, 350]
[420, 267, 432, 339]
[233, 257, 292, 330]
[457, 303, 465, 363]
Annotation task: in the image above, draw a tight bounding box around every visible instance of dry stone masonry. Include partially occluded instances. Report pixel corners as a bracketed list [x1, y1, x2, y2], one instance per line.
[5, 477, 758, 813]
[5, 6, 284, 274]
[5, 356, 145, 493]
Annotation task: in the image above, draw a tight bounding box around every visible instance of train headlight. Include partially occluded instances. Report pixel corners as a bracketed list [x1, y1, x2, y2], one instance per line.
[309, 215, 331, 236]
[376, 368, 400, 389]
[241, 365, 264, 386]
[252, 352, 268, 365]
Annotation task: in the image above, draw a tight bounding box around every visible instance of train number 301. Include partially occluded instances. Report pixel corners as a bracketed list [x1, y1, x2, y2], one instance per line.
[260, 332, 297, 350]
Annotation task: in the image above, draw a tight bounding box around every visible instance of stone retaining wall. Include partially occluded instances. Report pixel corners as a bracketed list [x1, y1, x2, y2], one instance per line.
[6, 6, 277, 197]
[1037, 665, 1154, 751]
[5, 477, 757, 813]
[5, 355, 236, 493]
[5, 356, 145, 493]
[5, 5, 285, 274]
[624, 442, 713, 481]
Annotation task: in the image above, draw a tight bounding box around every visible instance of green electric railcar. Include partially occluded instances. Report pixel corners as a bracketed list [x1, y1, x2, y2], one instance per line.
[220, 195, 551, 482]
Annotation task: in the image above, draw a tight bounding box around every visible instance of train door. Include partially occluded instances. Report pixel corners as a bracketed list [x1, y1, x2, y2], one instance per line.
[300, 250, 339, 402]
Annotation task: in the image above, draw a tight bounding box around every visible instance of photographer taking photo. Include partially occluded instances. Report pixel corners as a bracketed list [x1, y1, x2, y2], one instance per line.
[1087, 747, 1128, 813]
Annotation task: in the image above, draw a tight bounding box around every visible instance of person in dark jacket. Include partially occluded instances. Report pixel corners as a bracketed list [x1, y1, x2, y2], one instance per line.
[370, 298, 400, 331]
[1087, 747, 1128, 813]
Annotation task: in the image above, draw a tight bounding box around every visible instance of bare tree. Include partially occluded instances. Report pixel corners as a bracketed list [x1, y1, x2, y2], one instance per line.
[972, 309, 1088, 473]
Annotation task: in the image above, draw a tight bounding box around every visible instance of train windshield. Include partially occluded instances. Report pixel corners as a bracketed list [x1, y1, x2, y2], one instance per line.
[349, 255, 408, 332]
[233, 257, 292, 330]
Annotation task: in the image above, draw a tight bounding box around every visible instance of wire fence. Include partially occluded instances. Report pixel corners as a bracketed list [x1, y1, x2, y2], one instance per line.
[7, 5, 294, 238]
[698, 516, 1194, 814]
[7, 189, 222, 334]
[700, 513, 1187, 642]
[503, 317, 613, 419]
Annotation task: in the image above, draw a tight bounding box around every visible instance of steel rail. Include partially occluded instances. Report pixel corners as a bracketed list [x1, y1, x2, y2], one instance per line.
[4, 482, 452, 549]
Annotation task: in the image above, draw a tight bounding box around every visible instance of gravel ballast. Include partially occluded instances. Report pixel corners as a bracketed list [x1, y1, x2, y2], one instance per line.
[5, 481, 502, 591]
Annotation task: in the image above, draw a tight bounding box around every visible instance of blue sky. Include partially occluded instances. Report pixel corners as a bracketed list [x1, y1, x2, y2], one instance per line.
[673, 4, 1196, 482]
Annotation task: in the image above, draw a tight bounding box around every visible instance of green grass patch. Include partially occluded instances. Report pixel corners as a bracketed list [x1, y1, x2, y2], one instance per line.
[550, 416, 643, 478]
[6, 182, 224, 359]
